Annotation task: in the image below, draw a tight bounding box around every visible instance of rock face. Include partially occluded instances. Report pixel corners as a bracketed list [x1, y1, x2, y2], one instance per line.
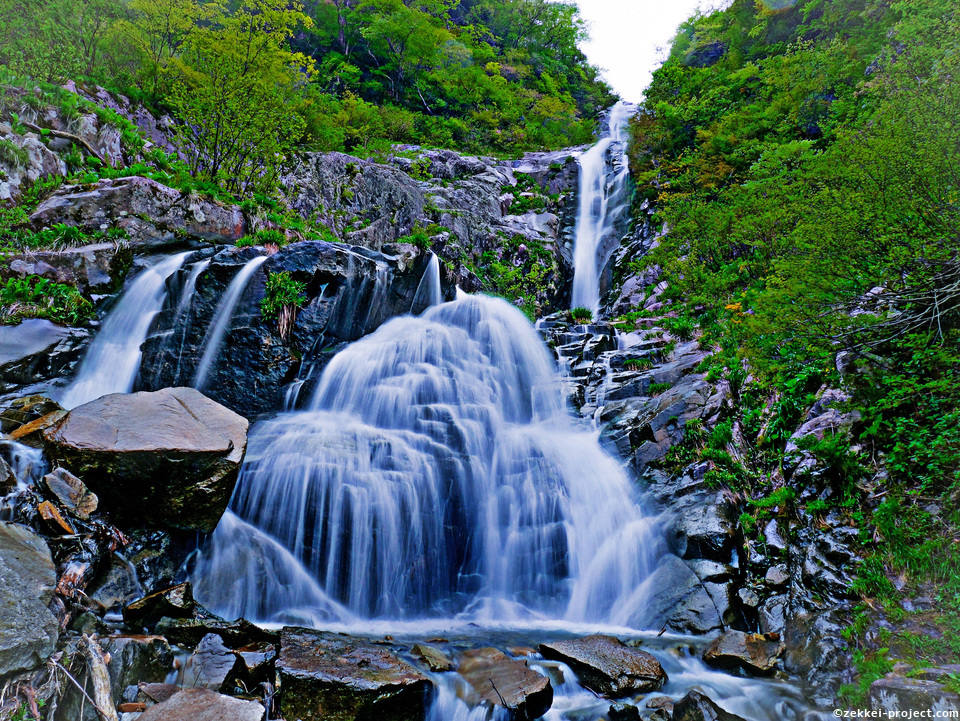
[137, 242, 434, 418]
[0, 320, 90, 399]
[868, 677, 960, 715]
[538, 636, 665, 697]
[0, 522, 59, 676]
[702, 630, 784, 675]
[672, 691, 747, 721]
[5, 242, 128, 295]
[277, 628, 432, 721]
[41, 387, 248, 532]
[137, 688, 265, 721]
[457, 647, 553, 720]
[29, 176, 246, 248]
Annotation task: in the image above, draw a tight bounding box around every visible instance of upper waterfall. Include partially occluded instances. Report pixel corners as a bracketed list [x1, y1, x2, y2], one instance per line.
[193, 293, 665, 628]
[570, 101, 635, 315]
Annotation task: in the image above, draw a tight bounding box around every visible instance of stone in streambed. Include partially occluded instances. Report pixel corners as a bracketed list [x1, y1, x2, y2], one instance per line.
[123, 582, 197, 629]
[538, 635, 666, 698]
[41, 387, 248, 532]
[137, 688, 264, 721]
[868, 677, 960, 714]
[457, 647, 553, 720]
[0, 523, 59, 676]
[412, 643, 453, 672]
[181, 633, 243, 692]
[702, 630, 783, 675]
[278, 628, 432, 721]
[41, 466, 98, 518]
[673, 690, 748, 721]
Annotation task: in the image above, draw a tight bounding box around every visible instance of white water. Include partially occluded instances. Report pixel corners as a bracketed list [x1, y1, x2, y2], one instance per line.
[192, 255, 266, 390]
[412, 252, 443, 311]
[194, 294, 665, 626]
[59, 252, 190, 409]
[570, 101, 634, 315]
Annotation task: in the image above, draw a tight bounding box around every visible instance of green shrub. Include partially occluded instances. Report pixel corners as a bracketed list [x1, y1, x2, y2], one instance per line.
[623, 357, 654, 370]
[236, 229, 287, 248]
[648, 381, 673, 395]
[570, 307, 593, 323]
[0, 275, 93, 325]
[0, 139, 28, 168]
[260, 271, 307, 340]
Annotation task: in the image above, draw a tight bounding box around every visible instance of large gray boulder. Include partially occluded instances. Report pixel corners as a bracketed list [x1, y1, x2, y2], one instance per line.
[137, 688, 265, 721]
[277, 628, 432, 721]
[538, 635, 665, 697]
[41, 387, 248, 532]
[30, 176, 245, 248]
[0, 523, 59, 676]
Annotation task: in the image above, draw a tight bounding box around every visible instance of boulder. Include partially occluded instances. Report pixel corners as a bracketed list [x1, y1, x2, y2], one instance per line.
[411, 643, 453, 672]
[123, 582, 197, 629]
[154, 616, 276, 649]
[702, 630, 783, 675]
[6, 242, 127, 294]
[457, 647, 552, 720]
[277, 628, 432, 721]
[0, 124, 67, 202]
[41, 467, 98, 518]
[627, 554, 726, 634]
[29, 176, 245, 248]
[0, 320, 89, 395]
[538, 635, 665, 698]
[868, 677, 960, 714]
[137, 688, 264, 721]
[41, 387, 248, 532]
[608, 702, 642, 720]
[672, 691, 747, 721]
[0, 394, 63, 433]
[0, 523, 59, 676]
[180, 633, 242, 692]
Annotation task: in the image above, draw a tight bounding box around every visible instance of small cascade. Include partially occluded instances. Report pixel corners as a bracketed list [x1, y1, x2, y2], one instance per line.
[59, 252, 190, 409]
[170, 258, 211, 382]
[570, 101, 635, 315]
[194, 294, 665, 626]
[192, 255, 267, 390]
[411, 252, 443, 312]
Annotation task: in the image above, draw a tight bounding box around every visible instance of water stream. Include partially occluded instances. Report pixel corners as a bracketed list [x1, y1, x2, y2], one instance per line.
[58, 252, 191, 409]
[570, 101, 634, 315]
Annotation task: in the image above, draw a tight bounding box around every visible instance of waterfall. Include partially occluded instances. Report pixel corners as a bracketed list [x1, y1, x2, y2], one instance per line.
[59, 252, 190, 409]
[570, 101, 634, 315]
[411, 252, 442, 312]
[192, 255, 267, 391]
[193, 294, 665, 627]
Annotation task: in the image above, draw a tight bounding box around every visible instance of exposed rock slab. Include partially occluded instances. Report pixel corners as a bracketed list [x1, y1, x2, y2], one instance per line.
[6, 242, 126, 294]
[41, 466, 98, 518]
[538, 635, 665, 697]
[869, 677, 960, 714]
[457, 647, 552, 719]
[277, 628, 432, 721]
[137, 688, 264, 721]
[42, 387, 248, 532]
[0, 522, 59, 676]
[0, 320, 89, 396]
[29, 176, 245, 248]
[702, 630, 783, 675]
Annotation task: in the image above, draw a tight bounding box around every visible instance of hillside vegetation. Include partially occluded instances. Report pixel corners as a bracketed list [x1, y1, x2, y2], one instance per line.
[625, 0, 960, 702]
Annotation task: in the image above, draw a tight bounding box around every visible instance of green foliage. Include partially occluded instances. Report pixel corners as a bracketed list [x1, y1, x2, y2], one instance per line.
[473, 233, 556, 319]
[237, 229, 287, 248]
[648, 381, 673, 395]
[396, 223, 448, 251]
[570, 307, 593, 323]
[0, 275, 93, 325]
[0, 138, 27, 167]
[260, 270, 306, 321]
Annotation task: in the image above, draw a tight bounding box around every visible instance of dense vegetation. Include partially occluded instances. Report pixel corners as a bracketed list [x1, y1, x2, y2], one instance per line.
[625, 0, 960, 702]
[0, 0, 612, 169]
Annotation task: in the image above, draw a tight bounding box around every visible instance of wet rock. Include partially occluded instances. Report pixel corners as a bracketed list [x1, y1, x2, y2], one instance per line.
[0, 394, 63, 433]
[458, 647, 552, 720]
[155, 616, 276, 649]
[608, 701, 641, 720]
[278, 628, 432, 721]
[137, 688, 265, 721]
[672, 690, 747, 721]
[538, 635, 665, 697]
[630, 554, 725, 633]
[234, 641, 277, 684]
[123, 582, 197, 629]
[41, 467, 98, 518]
[42, 387, 248, 532]
[868, 677, 960, 714]
[8, 409, 68, 446]
[87, 554, 143, 613]
[0, 522, 59, 676]
[759, 596, 788, 635]
[181, 633, 242, 692]
[0, 320, 90, 396]
[737, 587, 760, 609]
[6, 242, 127, 294]
[0, 456, 14, 493]
[765, 564, 790, 588]
[30, 176, 245, 248]
[702, 630, 783, 675]
[412, 643, 453, 672]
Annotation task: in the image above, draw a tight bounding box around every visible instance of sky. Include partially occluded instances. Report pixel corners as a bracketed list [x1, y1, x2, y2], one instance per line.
[572, 0, 723, 101]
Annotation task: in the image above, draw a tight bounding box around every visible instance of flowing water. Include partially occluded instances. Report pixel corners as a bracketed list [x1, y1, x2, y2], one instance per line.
[59, 252, 191, 409]
[570, 101, 635, 315]
[192, 255, 267, 390]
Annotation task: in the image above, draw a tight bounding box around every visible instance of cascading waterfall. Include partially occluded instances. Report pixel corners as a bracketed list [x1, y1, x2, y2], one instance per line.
[192, 255, 267, 390]
[411, 251, 442, 311]
[194, 294, 665, 627]
[570, 101, 635, 315]
[59, 252, 190, 409]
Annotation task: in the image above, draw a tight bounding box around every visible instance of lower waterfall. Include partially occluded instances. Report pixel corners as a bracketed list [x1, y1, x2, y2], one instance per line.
[193, 293, 666, 628]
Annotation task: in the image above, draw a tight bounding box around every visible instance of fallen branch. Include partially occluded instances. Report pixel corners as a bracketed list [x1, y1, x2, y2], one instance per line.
[77, 635, 118, 721]
[20, 120, 108, 167]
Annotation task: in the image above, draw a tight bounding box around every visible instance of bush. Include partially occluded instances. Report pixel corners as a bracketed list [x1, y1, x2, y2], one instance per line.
[570, 307, 593, 323]
[236, 229, 287, 248]
[260, 270, 306, 340]
[0, 275, 93, 325]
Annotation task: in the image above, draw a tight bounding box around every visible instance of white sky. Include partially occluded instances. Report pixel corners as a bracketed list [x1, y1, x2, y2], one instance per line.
[572, 0, 724, 101]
